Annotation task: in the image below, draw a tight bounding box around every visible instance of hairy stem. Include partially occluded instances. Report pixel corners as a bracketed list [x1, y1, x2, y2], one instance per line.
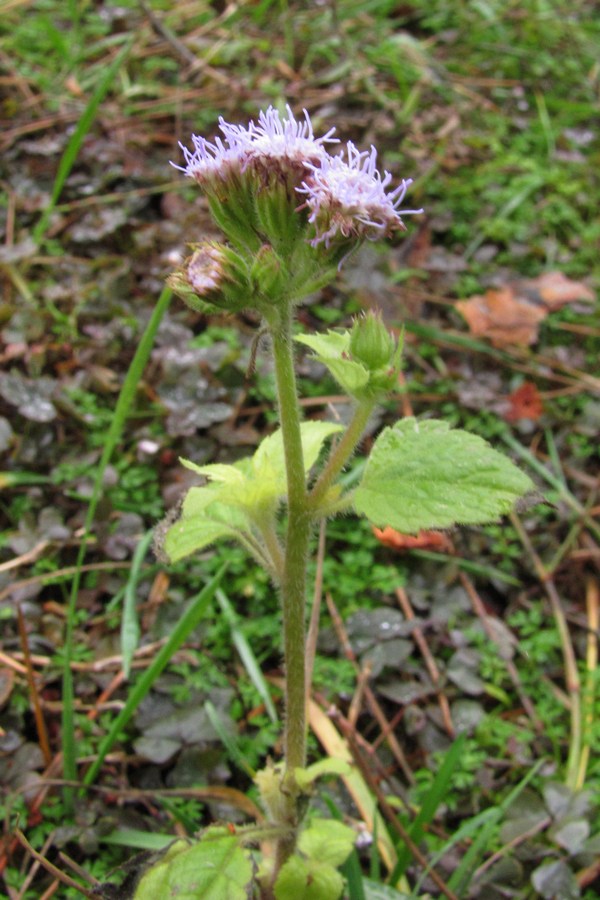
[309, 399, 374, 510]
[269, 307, 310, 776]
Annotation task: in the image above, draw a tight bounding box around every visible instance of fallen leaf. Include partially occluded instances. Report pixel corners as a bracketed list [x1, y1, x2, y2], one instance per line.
[529, 271, 595, 310]
[373, 526, 454, 553]
[455, 272, 595, 347]
[504, 382, 543, 422]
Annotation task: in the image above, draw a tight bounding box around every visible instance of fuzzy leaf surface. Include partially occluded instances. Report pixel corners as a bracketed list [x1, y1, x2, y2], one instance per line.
[274, 855, 344, 900]
[134, 832, 252, 900]
[299, 819, 356, 867]
[163, 486, 252, 563]
[353, 418, 534, 533]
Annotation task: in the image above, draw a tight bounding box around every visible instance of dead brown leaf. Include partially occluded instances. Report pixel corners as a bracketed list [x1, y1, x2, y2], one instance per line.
[504, 382, 544, 422]
[373, 526, 454, 553]
[455, 272, 595, 347]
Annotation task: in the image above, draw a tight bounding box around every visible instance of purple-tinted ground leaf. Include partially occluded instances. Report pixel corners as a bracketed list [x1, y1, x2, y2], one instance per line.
[450, 699, 485, 733]
[500, 789, 549, 843]
[0, 372, 57, 422]
[134, 735, 181, 765]
[430, 585, 471, 623]
[447, 648, 484, 695]
[165, 402, 233, 436]
[134, 689, 234, 763]
[0, 727, 23, 754]
[104, 513, 145, 560]
[475, 857, 524, 893]
[0, 417, 13, 452]
[551, 819, 589, 855]
[531, 860, 579, 899]
[361, 638, 412, 678]
[9, 508, 70, 554]
[478, 616, 516, 660]
[344, 608, 411, 655]
[378, 675, 434, 706]
[543, 782, 592, 821]
[0, 741, 44, 788]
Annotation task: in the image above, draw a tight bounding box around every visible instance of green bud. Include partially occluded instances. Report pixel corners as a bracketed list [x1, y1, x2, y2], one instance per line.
[250, 244, 288, 302]
[349, 311, 396, 371]
[169, 241, 252, 314]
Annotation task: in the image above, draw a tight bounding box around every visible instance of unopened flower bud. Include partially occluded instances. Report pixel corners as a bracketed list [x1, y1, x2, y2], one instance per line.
[349, 312, 396, 371]
[250, 244, 288, 302]
[168, 241, 251, 314]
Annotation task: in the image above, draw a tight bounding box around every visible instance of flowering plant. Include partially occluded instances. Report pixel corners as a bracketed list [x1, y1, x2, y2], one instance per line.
[149, 106, 534, 899]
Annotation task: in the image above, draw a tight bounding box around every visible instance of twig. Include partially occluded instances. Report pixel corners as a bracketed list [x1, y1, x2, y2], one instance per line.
[334, 712, 459, 900]
[16, 604, 52, 766]
[510, 511, 582, 788]
[326, 592, 415, 783]
[0, 561, 131, 603]
[13, 830, 96, 898]
[0, 540, 48, 573]
[458, 571, 543, 732]
[395, 586, 454, 737]
[137, 0, 198, 66]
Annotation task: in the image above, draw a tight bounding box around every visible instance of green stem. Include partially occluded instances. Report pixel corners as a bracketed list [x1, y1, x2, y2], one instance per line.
[309, 399, 374, 511]
[269, 306, 310, 775]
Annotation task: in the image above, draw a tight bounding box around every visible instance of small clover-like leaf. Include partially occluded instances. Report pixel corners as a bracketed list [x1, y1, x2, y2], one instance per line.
[353, 418, 534, 533]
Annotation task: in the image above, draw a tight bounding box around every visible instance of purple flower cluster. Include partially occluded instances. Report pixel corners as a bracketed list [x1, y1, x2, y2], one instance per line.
[175, 106, 421, 248]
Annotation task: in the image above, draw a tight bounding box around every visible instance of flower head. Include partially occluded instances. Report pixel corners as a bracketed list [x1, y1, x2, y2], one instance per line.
[172, 133, 247, 187]
[298, 141, 423, 248]
[220, 104, 337, 172]
[174, 105, 336, 188]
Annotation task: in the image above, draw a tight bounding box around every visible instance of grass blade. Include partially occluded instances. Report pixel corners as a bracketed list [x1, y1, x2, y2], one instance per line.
[322, 794, 366, 900]
[215, 587, 278, 724]
[121, 529, 155, 679]
[32, 38, 133, 244]
[82, 564, 226, 788]
[61, 286, 172, 797]
[101, 829, 174, 851]
[391, 734, 466, 883]
[204, 699, 254, 777]
[446, 757, 545, 895]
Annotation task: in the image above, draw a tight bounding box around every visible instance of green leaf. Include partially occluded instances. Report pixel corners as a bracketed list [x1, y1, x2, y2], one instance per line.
[134, 832, 253, 900]
[353, 418, 534, 533]
[179, 422, 342, 520]
[163, 487, 251, 563]
[361, 879, 410, 899]
[299, 819, 356, 868]
[121, 530, 154, 679]
[253, 420, 344, 482]
[296, 330, 350, 357]
[274, 855, 345, 900]
[296, 330, 371, 395]
[295, 758, 351, 791]
[181, 459, 248, 485]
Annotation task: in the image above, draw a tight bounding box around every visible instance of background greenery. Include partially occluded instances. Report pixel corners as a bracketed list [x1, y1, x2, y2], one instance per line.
[0, 0, 598, 897]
